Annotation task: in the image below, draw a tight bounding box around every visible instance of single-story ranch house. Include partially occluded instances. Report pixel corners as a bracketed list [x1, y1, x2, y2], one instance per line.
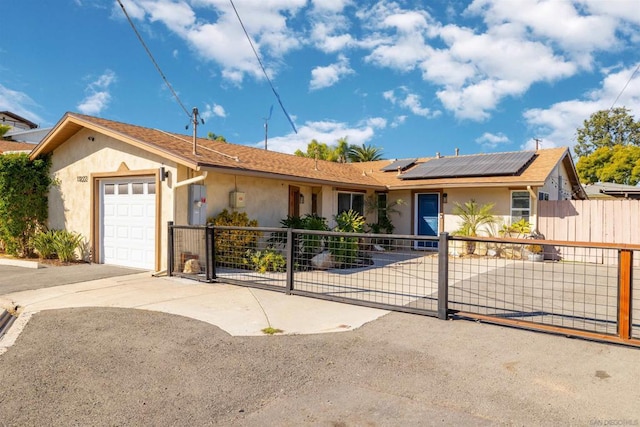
[30, 112, 586, 271]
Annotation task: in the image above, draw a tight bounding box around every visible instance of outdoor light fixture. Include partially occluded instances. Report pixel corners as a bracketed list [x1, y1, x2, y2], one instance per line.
[442, 193, 448, 203]
[160, 166, 169, 182]
[300, 194, 305, 204]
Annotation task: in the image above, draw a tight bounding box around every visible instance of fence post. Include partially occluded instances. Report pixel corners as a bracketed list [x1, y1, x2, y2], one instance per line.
[205, 225, 214, 282]
[285, 228, 294, 295]
[618, 249, 632, 340]
[437, 232, 449, 320]
[167, 221, 174, 277]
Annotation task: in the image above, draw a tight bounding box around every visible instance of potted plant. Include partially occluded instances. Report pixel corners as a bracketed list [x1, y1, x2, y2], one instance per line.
[525, 244, 544, 262]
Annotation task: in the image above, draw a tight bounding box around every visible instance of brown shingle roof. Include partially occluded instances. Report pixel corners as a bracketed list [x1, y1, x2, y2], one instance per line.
[31, 112, 583, 197]
[0, 140, 35, 154]
[31, 113, 385, 189]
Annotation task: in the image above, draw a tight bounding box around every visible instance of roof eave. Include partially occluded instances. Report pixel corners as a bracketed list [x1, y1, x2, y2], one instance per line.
[199, 164, 386, 190]
[30, 113, 198, 170]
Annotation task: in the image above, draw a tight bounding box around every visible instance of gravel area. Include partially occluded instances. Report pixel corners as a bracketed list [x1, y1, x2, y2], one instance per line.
[1, 307, 639, 426]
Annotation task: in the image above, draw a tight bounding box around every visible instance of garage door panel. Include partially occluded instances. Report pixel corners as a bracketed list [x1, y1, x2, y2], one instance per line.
[101, 178, 156, 270]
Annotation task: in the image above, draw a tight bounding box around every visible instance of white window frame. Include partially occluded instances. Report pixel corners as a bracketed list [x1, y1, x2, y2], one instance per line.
[510, 190, 531, 223]
[538, 191, 550, 201]
[337, 192, 365, 216]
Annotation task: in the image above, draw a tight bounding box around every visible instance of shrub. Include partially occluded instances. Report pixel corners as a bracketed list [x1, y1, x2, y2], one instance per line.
[0, 153, 53, 257]
[244, 249, 286, 273]
[329, 210, 365, 267]
[32, 230, 58, 259]
[269, 214, 329, 270]
[53, 230, 84, 262]
[208, 209, 260, 267]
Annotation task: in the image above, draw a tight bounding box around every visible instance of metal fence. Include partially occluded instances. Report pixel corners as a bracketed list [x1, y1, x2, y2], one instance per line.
[167, 222, 640, 347]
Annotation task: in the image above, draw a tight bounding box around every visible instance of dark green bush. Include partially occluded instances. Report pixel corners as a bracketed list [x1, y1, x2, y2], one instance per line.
[0, 153, 52, 257]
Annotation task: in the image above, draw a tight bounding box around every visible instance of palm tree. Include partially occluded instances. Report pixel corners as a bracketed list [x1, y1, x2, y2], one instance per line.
[333, 137, 351, 163]
[452, 199, 497, 254]
[349, 144, 383, 162]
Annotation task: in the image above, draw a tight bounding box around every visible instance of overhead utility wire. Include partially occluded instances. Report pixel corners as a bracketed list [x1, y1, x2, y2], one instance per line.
[609, 62, 640, 112]
[228, 0, 298, 134]
[117, 0, 191, 119]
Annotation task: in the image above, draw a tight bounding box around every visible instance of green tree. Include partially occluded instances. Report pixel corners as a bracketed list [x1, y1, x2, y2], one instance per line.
[207, 132, 226, 142]
[348, 143, 384, 162]
[294, 139, 332, 160]
[0, 124, 11, 138]
[574, 108, 640, 158]
[577, 144, 640, 185]
[333, 137, 350, 163]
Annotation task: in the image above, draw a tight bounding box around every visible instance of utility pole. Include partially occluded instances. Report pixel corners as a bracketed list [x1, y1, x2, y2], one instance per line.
[534, 138, 541, 150]
[263, 105, 273, 150]
[190, 107, 204, 156]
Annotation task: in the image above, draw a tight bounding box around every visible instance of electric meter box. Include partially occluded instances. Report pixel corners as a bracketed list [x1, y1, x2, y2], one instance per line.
[188, 184, 207, 225]
[229, 191, 246, 208]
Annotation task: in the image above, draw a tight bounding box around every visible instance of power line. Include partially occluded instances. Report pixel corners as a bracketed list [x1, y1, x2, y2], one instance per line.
[116, 0, 191, 119]
[228, 0, 298, 134]
[609, 62, 640, 112]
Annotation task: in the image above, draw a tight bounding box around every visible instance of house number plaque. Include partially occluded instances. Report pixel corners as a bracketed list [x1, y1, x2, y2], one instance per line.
[77, 176, 88, 182]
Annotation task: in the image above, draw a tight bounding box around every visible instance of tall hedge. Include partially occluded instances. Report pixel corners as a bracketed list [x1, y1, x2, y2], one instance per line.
[0, 153, 52, 257]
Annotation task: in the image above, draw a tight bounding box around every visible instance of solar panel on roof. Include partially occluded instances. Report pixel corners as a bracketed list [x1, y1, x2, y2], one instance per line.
[400, 151, 536, 180]
[380, 158, 418, 172]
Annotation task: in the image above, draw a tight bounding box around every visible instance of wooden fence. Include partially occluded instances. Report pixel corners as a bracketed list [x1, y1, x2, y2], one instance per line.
[538, 200, 640, 264]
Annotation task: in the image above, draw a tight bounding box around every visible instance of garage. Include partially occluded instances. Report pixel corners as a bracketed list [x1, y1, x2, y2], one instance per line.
[100, 178, 156, 270]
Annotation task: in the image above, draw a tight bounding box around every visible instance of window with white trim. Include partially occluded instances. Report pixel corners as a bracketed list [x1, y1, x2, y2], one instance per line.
[511, 191, 531, 223]
[538, 191, 550, 201]
[337, 192, 365, 216]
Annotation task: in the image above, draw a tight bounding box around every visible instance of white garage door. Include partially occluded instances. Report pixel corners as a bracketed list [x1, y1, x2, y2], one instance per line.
[101, 178, 156, 270]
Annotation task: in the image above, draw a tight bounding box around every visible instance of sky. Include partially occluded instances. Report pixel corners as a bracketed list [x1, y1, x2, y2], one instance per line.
[2, 0, 640, 160]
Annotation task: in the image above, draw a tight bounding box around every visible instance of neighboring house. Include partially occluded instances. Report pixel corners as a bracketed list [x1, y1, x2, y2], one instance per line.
[30, 112, 586, 271]
[0, 140, 35, 154]
[583, 182, 640, 200]
[3, 127, 53, 144]
[1, 111, 38, 132]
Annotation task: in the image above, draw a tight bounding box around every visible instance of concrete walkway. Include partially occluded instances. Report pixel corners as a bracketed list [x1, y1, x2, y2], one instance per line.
[0, 272, 389, 352]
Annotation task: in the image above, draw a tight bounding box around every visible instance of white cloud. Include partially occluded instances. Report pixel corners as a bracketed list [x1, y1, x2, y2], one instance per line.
[390, 115, 407, 128]
[0, 84, 43, 125]
[200, 102, 226, 121]
[77, 70, 117, 115]
[475, 131, 510, 149]
[467, 0, 618, 61]
[523, 63, 640, 149]
[258, 117, 387, 154]
[122, 0, 306, 85]
[384, 87, 439, 118]
[309, 55, 354, 90]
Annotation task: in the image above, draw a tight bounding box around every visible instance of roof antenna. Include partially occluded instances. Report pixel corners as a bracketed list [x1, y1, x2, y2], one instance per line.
[263, 105, 273, 150]
[185, 107, 205, 155]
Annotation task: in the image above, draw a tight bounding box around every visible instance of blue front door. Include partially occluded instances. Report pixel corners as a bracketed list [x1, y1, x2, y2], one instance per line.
[415, 193, 439, 249]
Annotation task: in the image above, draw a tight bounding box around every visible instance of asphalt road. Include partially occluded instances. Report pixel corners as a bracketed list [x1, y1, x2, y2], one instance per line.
[1, 305, 639, 426]
[1, 263, 640, 425]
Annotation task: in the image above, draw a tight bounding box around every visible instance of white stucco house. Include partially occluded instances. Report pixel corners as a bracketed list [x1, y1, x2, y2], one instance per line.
[30, 112, 586, 271]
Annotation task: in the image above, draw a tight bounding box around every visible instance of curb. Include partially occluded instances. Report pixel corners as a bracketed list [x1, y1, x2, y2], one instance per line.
[0, 258, 43, 269]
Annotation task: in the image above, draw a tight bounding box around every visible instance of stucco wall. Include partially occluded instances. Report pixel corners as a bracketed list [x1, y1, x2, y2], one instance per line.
[49, 128, 175, 269]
